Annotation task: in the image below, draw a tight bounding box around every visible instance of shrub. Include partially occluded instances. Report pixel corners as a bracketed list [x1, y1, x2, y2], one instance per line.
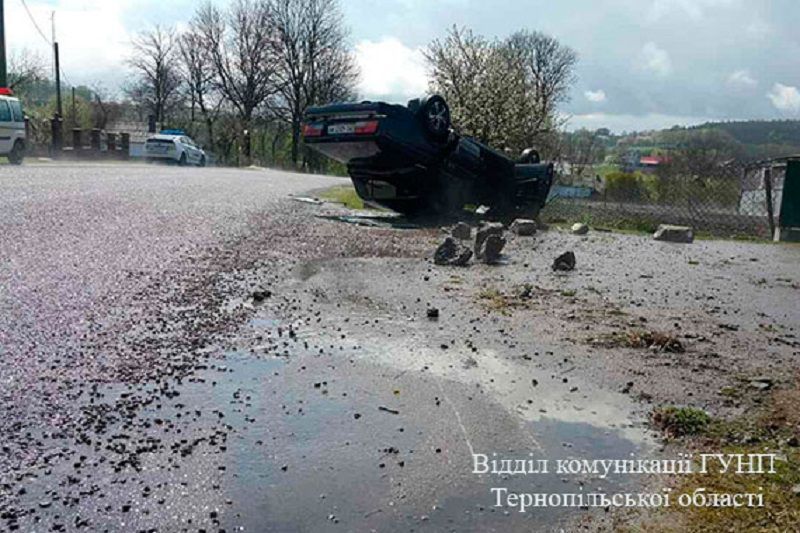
[651, 406, 711, 437]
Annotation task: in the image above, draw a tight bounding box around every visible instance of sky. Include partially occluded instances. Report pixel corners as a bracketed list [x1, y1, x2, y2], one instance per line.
[6, 0, 800, 132]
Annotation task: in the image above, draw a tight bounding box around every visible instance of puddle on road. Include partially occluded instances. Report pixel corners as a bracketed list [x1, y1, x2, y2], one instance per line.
[178, 344, 648, 532]
[157, 308, 653, 531]
[7, 315, 654, 533]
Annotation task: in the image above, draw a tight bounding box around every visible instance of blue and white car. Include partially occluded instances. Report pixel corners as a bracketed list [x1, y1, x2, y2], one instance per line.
[144, 130, 206, 166]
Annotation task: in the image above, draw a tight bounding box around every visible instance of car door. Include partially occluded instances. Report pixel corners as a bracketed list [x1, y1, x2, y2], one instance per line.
[188, 137, 202, 164]
[181, 137, 197, 164]
[0, 101, 13, 155]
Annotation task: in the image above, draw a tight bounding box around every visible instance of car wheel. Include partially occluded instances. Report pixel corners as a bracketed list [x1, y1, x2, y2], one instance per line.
[198, 156, 206, 167]
[419, 95, 451, 142]
[8, 141, 24, 165]
[178, 153, 187, 166]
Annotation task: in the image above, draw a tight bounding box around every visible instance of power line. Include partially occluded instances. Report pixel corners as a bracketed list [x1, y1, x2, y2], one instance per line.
[18, 1, 74, 90]
[19, 0, 52, 45]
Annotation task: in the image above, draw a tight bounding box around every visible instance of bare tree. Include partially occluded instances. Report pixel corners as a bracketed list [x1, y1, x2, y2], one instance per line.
[195, 0, 277, 164]
[561, 129, 607, 179]
[127, 25, 183, 123]
[178, 25, 221, 148]
[270, 0, 359, 166]
[8, 49, 48, 92]
[506, 30, 577, 140]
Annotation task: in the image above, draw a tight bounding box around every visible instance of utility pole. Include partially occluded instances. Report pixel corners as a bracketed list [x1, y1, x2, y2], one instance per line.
[0, 0, 7, 87]
[52, 12, 62, 117]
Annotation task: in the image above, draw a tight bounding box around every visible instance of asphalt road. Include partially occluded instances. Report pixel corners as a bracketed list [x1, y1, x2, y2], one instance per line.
[2, 163, 640, 532]
[4, 163, 796, 532]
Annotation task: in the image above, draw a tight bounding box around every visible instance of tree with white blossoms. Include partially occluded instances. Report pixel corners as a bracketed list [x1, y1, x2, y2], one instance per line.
[425, 26, 577, 157]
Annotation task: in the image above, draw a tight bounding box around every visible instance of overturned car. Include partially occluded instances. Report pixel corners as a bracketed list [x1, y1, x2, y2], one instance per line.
[302, 95, 554, 216]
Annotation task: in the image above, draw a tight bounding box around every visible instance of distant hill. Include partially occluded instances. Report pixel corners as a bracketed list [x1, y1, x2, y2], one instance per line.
[689, 119, 800, 147]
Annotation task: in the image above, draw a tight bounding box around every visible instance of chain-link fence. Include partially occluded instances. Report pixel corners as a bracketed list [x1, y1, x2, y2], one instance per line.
[541, 161, 784, 238]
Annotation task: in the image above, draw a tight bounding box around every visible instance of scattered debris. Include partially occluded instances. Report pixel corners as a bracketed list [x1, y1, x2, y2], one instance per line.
[552, 251, 576, 271]
[591, 330, 685, 353]
[747, 377, 774, 391]
[378, 406, 400, 415]
[252, 290, 272, 302]
[510, 219, 537, 236]
[434, 237, 473, 266]
[292, 196, 324, 205]
[571, 223, 589, 235]
[653, 224, 694, 243]
[426, 307, 440, 319]
[451, 222, 472, 240]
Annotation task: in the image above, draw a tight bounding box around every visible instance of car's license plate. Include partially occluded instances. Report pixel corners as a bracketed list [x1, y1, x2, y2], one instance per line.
[327, 123, 355, 135]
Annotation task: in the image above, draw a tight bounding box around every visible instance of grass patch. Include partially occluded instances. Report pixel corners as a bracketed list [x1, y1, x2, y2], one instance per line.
[590, 329, 685, 353]
[477, 284, 539, 314]
[646, 377, 800, 532]
[317, 185, 367, 210]
[651, 406, 711, 437]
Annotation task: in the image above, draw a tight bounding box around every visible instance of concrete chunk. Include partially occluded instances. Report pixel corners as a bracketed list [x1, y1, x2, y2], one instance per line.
[653, 224, 694, 243]
[510, 219, 537, 236]
[571, 223, 589, 235]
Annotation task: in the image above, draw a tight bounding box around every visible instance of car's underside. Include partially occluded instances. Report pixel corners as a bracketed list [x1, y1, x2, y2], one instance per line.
[303, 95, 554, 217]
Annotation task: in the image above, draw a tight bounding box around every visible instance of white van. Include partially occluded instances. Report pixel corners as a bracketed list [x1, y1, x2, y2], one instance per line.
[0, 89, 27, 165]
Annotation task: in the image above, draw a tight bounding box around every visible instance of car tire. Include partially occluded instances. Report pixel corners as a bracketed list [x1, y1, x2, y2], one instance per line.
[8, 141, 24, 165]
[418, 95, 451, 143]
[178, 153, 187, 166]
[198, 156, 206, 167]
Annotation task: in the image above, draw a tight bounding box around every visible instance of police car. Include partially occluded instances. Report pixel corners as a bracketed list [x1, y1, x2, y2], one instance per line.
[0, 88, 27, 165]
[144, 129, 207, 166]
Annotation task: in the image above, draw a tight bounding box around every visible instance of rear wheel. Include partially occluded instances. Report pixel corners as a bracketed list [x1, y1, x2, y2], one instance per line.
[8, 141, 24, 165]
[198, 155, 206, 167]
[418, 95, 451, 143]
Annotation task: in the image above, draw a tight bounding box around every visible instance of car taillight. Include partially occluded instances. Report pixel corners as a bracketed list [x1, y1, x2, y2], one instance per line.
[303, 123, 324, 137]
[354, 121, 379, 135]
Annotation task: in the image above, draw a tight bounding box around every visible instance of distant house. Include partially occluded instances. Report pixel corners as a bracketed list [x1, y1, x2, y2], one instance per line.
[639, 155, 669, 172]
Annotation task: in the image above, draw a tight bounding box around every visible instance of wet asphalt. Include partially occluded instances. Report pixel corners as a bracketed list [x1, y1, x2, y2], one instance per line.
[1, 162, 797, 532]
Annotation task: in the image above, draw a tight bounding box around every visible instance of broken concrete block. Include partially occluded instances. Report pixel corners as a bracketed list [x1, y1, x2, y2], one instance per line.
[552, 251, 576, 271]
[482, 234, 506, 263]
[474, 222, 505, 259]
[571, 223, 589, 235]
[451, 222, 472, 240]
[653, 224, 694, 243]
[510, 219, 537, 236]
[434, 237, 472, 266]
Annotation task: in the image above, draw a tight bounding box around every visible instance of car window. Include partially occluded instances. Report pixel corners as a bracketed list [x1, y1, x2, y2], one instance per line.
[9, 101, 23, 122]
[0, 101, 11, 122]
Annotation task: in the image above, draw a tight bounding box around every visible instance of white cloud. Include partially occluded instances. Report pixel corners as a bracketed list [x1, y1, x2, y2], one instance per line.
[584, 89, 607, 103]
[355, 37, 428, 102]
[7, 0, 136, 89]
[767, 83, 800, 113]
[639, 42, 672, 77]
[646, 0, 735, 23]
[728, 69, 757, 88]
